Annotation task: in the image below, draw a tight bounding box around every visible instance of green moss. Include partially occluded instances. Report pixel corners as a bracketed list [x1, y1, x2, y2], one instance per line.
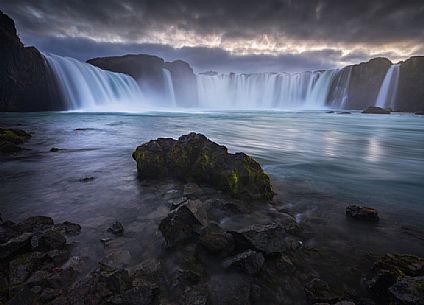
[228, 169, 239, 195]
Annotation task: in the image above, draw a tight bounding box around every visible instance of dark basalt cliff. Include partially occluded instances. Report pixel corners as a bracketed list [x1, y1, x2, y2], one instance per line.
[396, 56, 424, 112]
[345, 57, 392, 110]
[0, 11, 61, 111]
[88, 54, 199, 107]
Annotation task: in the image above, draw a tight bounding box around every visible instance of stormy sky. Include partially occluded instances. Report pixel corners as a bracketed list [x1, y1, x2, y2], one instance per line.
[1, 0, 423, 72]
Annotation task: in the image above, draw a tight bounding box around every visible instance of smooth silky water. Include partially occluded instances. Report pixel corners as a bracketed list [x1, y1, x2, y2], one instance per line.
[1, 111, 423, 287]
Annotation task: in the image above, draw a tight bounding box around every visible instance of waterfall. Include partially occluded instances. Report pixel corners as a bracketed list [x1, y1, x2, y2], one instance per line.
[327, 66, 352, 108]
[196, 70, 339, 109]
[44, 53, 145, 111]
[162, 68, 177, 107]
[375, 64, 400, 109]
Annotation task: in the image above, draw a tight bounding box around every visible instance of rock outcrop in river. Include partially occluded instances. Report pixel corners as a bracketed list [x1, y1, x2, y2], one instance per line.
[132, 133, 274, 200]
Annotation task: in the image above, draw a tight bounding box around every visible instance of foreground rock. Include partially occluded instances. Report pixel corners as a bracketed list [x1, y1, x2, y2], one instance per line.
[346, 205, 379, 222]
[0, 215, 81, 304]
[362, 106, 391, 114]
[365, 253, 424, 304]
[0, 128, 31, 153]
[132, 133, 274, 200]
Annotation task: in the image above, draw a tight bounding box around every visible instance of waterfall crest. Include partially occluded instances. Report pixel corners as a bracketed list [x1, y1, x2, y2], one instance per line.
[44, 54, 145, 111]
[375, 65, 400, 109]
[196, 70, 339, 109]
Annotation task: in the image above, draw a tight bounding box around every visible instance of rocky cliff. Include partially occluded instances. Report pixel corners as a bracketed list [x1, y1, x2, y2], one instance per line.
[396, 56, 424, 112]
[344, 57, 392, 110]
[88, 54, 199, 107]
[0, 11, 61, 111]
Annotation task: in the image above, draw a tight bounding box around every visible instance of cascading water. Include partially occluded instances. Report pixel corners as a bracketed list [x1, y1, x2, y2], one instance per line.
[327, 66, 352, 108]
[162, 68, 177, 107]
[375, 64, 400, 109]
[44, 53, 145, 111]
[196, 70, 339, 109]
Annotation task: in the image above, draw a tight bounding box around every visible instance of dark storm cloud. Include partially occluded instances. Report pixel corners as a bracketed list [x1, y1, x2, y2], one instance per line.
[1, 0, 423, 71]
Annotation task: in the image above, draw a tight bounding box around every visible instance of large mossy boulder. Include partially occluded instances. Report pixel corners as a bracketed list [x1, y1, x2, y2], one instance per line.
[0, 127, 31, 153]
[132, 133, 273, 200]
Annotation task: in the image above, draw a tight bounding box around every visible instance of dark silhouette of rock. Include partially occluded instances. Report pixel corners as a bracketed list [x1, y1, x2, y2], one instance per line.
[107, 221, 124, 235]
[346, 205, 379, 222]
[397, 56, 424, 112]
[344, 57, 392, 110]
[337, 111, 352, 114]
[0, 11, 62, 111]
[415, 111, 424, 115]
[362, 106, 391, 114]
[132, 133, 274, 200]
[304, 278, 341, 304]
[230, 223, 290, 255]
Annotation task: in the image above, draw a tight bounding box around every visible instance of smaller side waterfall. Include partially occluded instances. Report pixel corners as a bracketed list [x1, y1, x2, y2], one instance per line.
[375, 64, 400, 109]
[162, 68, 177, 107]
[44, 53, 145, 111]
[327, 66, 352, 108]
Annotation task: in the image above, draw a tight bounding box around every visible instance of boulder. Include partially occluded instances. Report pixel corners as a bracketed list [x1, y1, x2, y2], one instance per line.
[362, 106, 391, 114]
[230, 223, 289, 255]
[132, 133, 273, 200]
[415, 111, 424, 115]
[208, 273, 252, 305]
[388, 275, 424, 305]
[0, 232, 32, 260]
[30, 229, 66, 251]
[346, 205, 379, 222]
[159, 201, 205, 247]
[107, 221, 124, 235]
[199, 225, 235, 256]
[304, 278, 341, 304]
[365, 253, 424, 303]
[223, 250, 265, 274]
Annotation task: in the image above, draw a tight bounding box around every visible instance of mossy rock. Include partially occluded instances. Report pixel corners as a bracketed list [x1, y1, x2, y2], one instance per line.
[0, 128, 31, 153]
[366, 253, 424, 303]
[132, 133, 273, 200]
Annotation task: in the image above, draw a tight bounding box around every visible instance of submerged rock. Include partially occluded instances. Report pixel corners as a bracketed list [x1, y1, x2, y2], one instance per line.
[132, 133, 273, 200]
[107, 221, 124, 235]
[0, 128, 31, 153]
[337, 111, 352, 115]
[362, 106, 391, 114]
[346, 205, 379, 222]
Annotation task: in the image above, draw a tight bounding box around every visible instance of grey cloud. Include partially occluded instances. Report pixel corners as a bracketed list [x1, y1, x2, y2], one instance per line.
[1, 0, 423, 72]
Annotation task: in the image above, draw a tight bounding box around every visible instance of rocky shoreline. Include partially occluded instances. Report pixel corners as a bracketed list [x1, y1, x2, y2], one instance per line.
[1, 132, 423, 305]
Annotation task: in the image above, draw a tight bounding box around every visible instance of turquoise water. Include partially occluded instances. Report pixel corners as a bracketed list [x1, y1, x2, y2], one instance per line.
[1, 110, 423, 226]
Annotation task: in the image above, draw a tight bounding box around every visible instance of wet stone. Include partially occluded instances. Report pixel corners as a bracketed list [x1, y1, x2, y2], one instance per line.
[107, 221, 124, 235]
